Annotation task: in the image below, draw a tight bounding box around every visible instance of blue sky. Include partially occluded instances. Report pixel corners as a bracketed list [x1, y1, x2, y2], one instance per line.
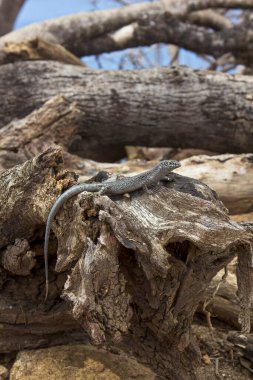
[15, 0, 123, 27]
[14, 0, 207, 70]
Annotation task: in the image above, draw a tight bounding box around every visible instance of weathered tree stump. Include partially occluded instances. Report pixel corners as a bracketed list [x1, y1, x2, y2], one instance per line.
[0, 148, 251, 379]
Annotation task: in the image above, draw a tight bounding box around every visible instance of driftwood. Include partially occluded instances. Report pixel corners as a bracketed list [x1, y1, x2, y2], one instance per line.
[1, 62, 253, 160]
[0, 147, 251, 379]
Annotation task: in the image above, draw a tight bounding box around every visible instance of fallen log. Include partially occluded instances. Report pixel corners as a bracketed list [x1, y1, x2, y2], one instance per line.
[0, 147, 251, 379]
[1, 111, 252, 217]
[1, 62, 253, 160]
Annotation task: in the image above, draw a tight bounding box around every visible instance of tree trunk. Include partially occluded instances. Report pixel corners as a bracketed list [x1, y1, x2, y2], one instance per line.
[1, 62, 253, 161]
[0, 147, 250, 379]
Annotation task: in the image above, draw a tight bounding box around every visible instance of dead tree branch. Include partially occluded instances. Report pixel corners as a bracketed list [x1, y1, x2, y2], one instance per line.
[0, 0, 25, 37]
[0, 0, 252, 63]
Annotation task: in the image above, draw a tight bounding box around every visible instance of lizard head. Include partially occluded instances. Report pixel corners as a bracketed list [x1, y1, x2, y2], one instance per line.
[158, 160, 181, 174]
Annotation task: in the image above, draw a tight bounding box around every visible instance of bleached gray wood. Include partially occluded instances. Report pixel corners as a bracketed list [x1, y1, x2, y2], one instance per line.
[1, 62, 253, 160]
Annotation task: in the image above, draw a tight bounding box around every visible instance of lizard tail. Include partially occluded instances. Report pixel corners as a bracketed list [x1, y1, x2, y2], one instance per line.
[44, 222, 50, 302]
[43, 183, 100, 302]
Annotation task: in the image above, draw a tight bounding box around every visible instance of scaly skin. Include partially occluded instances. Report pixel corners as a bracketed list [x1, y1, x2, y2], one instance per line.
[44, 160, 181, 301]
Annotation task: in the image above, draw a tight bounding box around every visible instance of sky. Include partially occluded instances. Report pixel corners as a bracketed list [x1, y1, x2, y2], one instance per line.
[14, 0, 207, 70]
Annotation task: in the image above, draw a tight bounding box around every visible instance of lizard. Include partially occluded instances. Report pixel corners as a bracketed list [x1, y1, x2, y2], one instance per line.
[43, 159, 181, 300]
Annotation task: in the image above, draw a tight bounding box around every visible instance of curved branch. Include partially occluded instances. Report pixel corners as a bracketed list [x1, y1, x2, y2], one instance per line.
[81, 16, 252, 65]
[188, 10, 232, 30]
[0, 0, 252, 59]
[0, 0, 25, 37]
[0, 2, 165, 53]
[186, 0, 253, 13]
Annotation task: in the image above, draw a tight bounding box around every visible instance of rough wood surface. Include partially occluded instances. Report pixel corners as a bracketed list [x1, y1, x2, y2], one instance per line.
[0, 148, 76, 249]
[1, 62, 253, 160]
[0, 0, 252, 64]
[0, 38, 86, 66]
[0, 148, 82, 351]
[0, 95, 82, 172]
[0, 0, 25, 37]
[56, 153, 253, 215]
[177, 154, 253, 215]
[0, 147, 251, 379]
[198, 269, 253, 330]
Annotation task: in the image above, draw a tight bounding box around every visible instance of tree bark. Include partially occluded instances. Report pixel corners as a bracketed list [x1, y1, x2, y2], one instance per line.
[0, 93, 252, 215]
[0, 148, 76, 249]
[0, 38, 86, 66]
[198, 270, 253, 330]
[2, 95, 252, 216]
[1, 62, 253, 160]
[0, 0, 252, 61]
[56, 153, 253, 215]
[0, 95, 83, 172]
[0, 0, 25, 37]
[0, 147, 251, 379]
